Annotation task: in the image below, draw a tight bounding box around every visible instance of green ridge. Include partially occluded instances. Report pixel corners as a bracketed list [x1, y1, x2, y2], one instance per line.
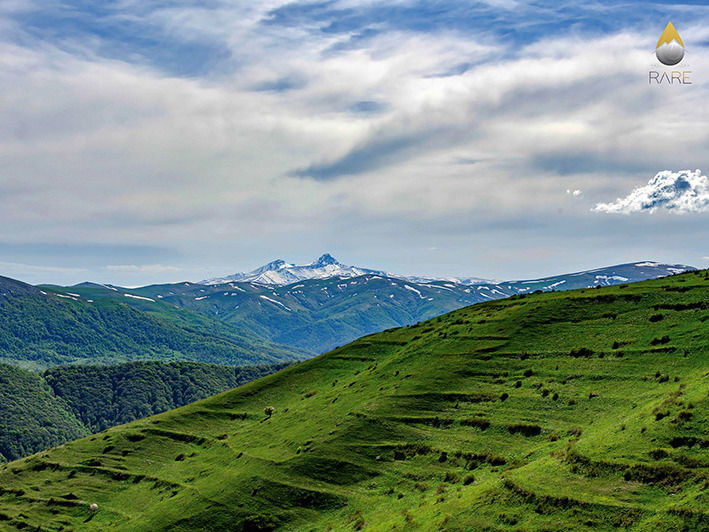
[0, 271, 708, 530]
[0, 275, 307, 369]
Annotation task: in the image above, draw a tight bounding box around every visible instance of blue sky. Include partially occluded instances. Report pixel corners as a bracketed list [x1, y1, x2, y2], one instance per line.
[1, 0, 709, 285]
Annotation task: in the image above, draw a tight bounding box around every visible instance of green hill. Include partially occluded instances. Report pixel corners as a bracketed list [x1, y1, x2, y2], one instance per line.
[0, 271, 708, 530]
[0, 275, 306, 369]
[0, 361, 292, 462]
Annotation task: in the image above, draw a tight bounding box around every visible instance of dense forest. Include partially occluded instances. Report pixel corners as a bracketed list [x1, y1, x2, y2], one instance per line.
[0, 361, 291, 461]
[0, 364, 88, 462]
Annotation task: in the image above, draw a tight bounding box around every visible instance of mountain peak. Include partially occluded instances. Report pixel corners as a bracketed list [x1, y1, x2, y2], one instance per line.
[253, 259, 288, 274]
[200, 254, 384, 285]
[313, 253, 338, 266]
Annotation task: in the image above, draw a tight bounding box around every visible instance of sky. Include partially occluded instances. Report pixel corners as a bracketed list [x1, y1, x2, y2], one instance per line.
[1, 0, 709, 286]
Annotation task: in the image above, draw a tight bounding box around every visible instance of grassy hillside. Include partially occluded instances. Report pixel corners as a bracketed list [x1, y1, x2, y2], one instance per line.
[0, 271, 708, 530]
[0, 361, 292, 462]
[0, 276, 306, 369]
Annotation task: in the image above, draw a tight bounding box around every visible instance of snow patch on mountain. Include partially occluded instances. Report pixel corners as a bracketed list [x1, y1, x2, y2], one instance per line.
[201, 254, 384, 286]
[200, 255, 695, 296]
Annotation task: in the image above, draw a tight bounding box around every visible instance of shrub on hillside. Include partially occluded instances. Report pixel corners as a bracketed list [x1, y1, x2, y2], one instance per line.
[508, 424, 542, 437]
[569, 347, 593, 358]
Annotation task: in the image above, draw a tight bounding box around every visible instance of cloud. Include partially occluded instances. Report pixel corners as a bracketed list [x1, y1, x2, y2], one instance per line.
[105, 264, 182, 273]
[1, 1, 709, 284]
[566, 189, 582, 197]
[593, 170, 709, 215]
[0, 262, 89, 276]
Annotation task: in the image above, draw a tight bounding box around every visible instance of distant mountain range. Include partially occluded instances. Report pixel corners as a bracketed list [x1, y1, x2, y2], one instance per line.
[43, 258, 695, 354]
[201, 253, 491, 286]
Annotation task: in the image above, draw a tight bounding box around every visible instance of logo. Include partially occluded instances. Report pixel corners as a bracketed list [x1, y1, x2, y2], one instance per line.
[655, 22, 685, 66]
[649, 22, 691, 85]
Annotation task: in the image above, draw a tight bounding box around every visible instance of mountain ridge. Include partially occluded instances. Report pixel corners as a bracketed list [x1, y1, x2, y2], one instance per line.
[54, 259, 696, 354]
[0, 269, 707, 530]
[0, 275, 307, 369]
[200, 254, 692, 288]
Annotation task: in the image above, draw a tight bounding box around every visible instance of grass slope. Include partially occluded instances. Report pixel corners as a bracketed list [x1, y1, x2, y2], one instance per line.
[0, 361, 292, 462]
[0, 271, 708, 530]
[0, 276, 306, 369]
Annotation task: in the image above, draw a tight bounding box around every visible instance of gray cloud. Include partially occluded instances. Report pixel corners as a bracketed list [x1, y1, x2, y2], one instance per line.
[594, 170, 709, 215]
[292, 129, 448, 180]
[1, 3, 709, 285]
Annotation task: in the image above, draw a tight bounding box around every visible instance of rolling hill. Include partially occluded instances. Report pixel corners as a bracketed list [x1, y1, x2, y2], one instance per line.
[46, 260, 694, 354]
[0, 361, 292, 462]
[0, 275, 306, 369]
[0, 270, 707, 530]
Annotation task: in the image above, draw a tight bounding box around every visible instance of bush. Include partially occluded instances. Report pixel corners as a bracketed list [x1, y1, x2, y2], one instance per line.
[648, 449, 668, 460]
[460, 418, 491, 430]
[623, 463, 689, 485]
[650, 336, 670, 346]
[443, 471, 459, 483]
[569, 347, 593, 358]
[508, 424, 542, 437]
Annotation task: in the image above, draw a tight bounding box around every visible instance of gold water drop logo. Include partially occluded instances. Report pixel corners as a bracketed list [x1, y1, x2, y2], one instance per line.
[655, 22, 685, 66]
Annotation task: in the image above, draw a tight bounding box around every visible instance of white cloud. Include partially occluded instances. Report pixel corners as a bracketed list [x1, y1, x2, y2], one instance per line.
[566, 189, 582, 197]
[593, 170, 709, 215]
[105, 264, 182, 273]
[0, 262, 89, 279]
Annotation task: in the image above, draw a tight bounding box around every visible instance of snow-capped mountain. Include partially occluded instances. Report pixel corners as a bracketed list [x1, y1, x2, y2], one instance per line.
[201, 254, 388, 286]
[403, 274, 493, 286]
[201, 254, 691, 288]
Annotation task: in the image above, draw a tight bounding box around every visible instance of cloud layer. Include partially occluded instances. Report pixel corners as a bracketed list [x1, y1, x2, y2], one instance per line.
[594, 170, 709, 215]
[1, 1, 709, 284]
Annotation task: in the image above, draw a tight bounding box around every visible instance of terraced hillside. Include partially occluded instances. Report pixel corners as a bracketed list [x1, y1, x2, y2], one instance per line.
[0, 271, 708, 530]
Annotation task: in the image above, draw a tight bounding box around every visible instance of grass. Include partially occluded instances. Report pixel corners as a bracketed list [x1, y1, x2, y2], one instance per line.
[0, 270, 708, 530]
